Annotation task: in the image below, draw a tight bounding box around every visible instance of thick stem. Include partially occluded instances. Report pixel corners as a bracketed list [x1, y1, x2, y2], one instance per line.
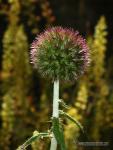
[50, 80, 59, 150]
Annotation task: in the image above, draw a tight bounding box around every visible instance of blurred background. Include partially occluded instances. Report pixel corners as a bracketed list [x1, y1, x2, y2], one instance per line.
[0, 0, 113, 150]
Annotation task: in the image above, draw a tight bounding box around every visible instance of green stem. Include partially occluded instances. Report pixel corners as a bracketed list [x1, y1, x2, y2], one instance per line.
[50, 79, 59, 150]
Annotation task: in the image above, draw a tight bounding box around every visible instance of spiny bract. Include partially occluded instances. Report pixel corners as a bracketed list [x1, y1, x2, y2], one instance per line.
[30, 26, 90, 81]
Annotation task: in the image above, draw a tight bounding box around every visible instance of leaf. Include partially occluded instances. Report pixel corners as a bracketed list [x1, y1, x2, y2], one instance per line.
[17, 131, 49, 150]
[59, 110, 84, 133]
[52, 117, 66, 150]
[59, 99, 70, 109]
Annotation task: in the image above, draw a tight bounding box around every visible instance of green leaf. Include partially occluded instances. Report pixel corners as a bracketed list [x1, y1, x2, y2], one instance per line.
[59, 110, 84, 133]
[59, 99, 70, 109]
[17, 131, 50, 150]
[52, 117, 66, 150]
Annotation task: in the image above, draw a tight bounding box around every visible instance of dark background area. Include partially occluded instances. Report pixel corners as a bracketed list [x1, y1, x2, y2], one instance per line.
[50, 0, 113, 57]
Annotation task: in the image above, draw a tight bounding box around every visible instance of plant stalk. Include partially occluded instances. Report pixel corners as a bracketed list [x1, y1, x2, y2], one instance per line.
[50, 79, 59, 150]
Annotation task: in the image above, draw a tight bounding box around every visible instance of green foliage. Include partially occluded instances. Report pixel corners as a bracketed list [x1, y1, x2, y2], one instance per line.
[0, 1, 32, 149]
[59, 99, 70, 109]
[19, 99, 84, 150]
[63, 79, 88, 150]
[88, 16, 109, 141]
[90, 16, 107, 81]
[17, 131, 50, 150]
[59, 110, 84, 133]
[52, 117, 66, 150]
[0, 93, 15, 150]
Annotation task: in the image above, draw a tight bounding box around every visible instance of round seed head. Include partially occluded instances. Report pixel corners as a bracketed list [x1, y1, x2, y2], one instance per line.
[30, 27, 90, 81]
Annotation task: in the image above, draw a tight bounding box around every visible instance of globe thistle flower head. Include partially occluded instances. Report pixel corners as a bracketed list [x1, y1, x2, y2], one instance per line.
[30, 26, 90, 81]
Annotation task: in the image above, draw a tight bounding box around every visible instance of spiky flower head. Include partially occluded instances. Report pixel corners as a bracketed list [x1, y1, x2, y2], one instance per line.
[30, 27, 90, 81]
